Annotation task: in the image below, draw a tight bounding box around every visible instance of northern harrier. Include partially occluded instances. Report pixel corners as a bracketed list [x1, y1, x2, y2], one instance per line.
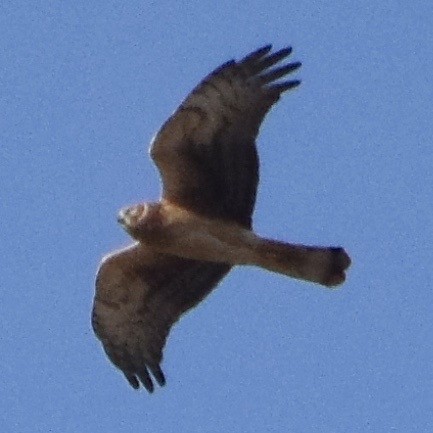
[92, 45, 351, 393]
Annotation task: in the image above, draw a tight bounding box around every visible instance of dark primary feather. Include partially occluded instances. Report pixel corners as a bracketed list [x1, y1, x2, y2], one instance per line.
[150, 45, 301, 228]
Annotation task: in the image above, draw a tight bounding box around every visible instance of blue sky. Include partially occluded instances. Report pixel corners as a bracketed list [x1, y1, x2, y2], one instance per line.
[1, 1, 432, 432]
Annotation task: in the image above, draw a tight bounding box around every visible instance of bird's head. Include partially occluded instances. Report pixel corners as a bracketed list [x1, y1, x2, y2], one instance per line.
[117, 203, 163, 240]
[117, 204, 148, 236]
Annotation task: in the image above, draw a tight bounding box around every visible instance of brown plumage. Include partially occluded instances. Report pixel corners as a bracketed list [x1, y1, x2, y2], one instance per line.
[92, 45, 351, 393]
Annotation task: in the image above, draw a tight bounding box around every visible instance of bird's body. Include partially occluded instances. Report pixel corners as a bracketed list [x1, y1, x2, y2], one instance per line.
[92, 45, 351, 393]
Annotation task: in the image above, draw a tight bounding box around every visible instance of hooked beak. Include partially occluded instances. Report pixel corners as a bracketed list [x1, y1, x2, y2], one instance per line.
[117, 209, 126, 226]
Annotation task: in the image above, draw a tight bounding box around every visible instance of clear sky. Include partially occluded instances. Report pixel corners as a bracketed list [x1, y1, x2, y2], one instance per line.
[1, 1, 432, 432]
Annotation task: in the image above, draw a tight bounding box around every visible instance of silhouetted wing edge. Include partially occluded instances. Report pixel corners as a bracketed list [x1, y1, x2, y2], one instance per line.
[92, 243, 230, 392]
[149, 45, 301, 227]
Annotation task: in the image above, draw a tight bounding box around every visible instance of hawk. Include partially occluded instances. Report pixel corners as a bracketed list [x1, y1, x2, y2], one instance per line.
[92, 45, 351, 393]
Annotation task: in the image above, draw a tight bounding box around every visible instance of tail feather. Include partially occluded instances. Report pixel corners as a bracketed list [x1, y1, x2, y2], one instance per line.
[254, 239, 351, 287]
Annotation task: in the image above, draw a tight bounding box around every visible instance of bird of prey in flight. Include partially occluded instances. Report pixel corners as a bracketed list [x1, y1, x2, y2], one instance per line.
[92, 45, 351, 393]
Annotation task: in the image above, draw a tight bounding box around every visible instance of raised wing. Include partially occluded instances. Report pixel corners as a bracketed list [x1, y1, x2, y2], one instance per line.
[150, 45, 301, 228]
[92, 244, 230, 392]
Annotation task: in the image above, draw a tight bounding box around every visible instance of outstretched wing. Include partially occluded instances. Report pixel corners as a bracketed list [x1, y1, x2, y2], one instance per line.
[92, 244, 230, 392]
[150, 45, 301, 228]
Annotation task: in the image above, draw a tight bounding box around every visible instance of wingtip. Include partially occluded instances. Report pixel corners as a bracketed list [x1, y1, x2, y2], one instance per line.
[125, 373, 141, 390]
[137, 368, 155, 393]
[277, 46, 293, 57]
[124, 365, 166, 393]
[150, 365, 166, 387]
[276, 79, 302, 92]
[259, 43, 273, 52]
[242, 44, 273, 62]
